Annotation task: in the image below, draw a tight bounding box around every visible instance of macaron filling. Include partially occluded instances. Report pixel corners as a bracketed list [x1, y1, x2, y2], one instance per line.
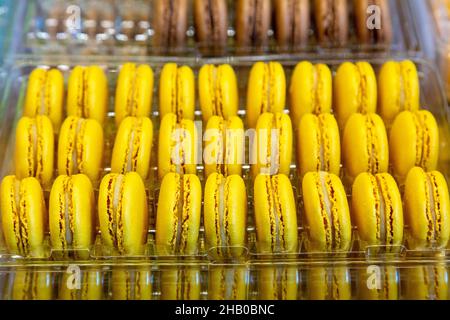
[318, 173, 335, 250]
[425, 172, 441, 243]
[365, 115, 380, 174]
[10, 178, 31, 255]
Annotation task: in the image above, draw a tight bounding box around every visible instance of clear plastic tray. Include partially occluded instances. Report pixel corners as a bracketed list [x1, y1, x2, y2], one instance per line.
[10, 0, 421, 60]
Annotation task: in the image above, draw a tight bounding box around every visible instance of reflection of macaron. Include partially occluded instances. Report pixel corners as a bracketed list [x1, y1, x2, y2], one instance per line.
[111, 116, 153, 180]
[302, 172, 352, 252]
[198, 64, 238, 122]
[254, 174, 298, 254]
[160, 267, 201, 300]
[159, 63, 195, 121]
[114, 63, 154, 125]
[0, 176, 46, 258]
[98, 172, 148, 255]
[15, 115, 54, 188]
[357, 265, 399, 300]
[23, 68, 64, 133]
[314, 0, 348, 45]
[389, 111, 439, 181]
[204, 116, 244, 177]
[259, 266, 298, 300]
[111, 267, 152, 300]
[352, 173, 403, 250]
[194, 0, 228, 53]
[404, 167, 450, 250]
[297, 113, 341, 177]
[58, 116, 104, 184]
[246, 62, 286, 128]
[343, 113, 388, 181]
[378, 60, 419, 124]
[403, 265, 448, 300]
[204, 173, 247, 258]
[9, 270, 54, 300]
[59, 268, 103, 300]
[289, 62, 332, 126]
[67, 66, 109, 125]
[208, 266, 248, 300]
[235, 0, 271, 50]
[252, 112, 292, 178]
[306, 266, 351, 300]
[334, 62, 377, 129]
[354, 0, 393, 45]
[49, 174, 95, 259]
[156, 173, 201, 255]
[274, 0, 310, 49]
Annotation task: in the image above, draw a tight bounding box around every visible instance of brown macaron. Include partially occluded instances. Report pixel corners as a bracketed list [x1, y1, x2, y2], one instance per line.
[354, 0, 392, 44]
[235, 0, 272, 50]
[194, 0, 228, 53]
[153, 0, 188, 52]
[274, 0, 310, 49]
[314, 0, 348, 45]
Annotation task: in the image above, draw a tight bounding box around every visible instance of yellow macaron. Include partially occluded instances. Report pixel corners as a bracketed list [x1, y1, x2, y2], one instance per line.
[259, 266, 298, 300]
[58, 268, 103, 300]
[160, 267, 201, 300]
[306, 266, 352, 300]
[208, 266, 248, 300]
[111, 267, 152, 300]
[403, 264, 448, 300]
[357, 265, 399, 300]
[9, 270, 54, 300]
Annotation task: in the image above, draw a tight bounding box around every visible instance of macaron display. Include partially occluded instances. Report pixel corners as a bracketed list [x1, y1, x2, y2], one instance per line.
[274, 0, 310, 49]
[159, 63, 195, 120]
[343, 113, 389, 181]
[404, 167, 450, 250]
[378, 60, 420, 124]
[306, 266, 352, 300]
[67, 65, 109, 125]
[352, 173, 404, 250]
[235, 0, 271, 50]
[58, 116, 104, 184]
[297, 113, 341, 177]
[254, 174, 298, 254]
[314, 0, 348, 45]
[208, 266, 248, 300]
[204, 173, 247, 258]
[158, 113, 197, 180]
[59, 269, 103, 300]
[389, 110, 439, 181]
[23, 67, 64, 133]
[0, 176, 46, 257]
[111, 116, 153, 180]
[259, 266, 298, 300]
[194, 0, 228, 53]
[198, 64, 238, 122]
[289, 61, 332, 126]
[111, 267, 152, 300]
[334, 62, 377, 128]
[160, 267, 201, 300]
[49, 174, 95, 259]
[114, 63, 154, 125]
[155, 173, 201, 255]
[204, 116, 244, 177]
[252, 112, 292, 178]
[357, 265, 399, 300]
[354, 0, 392, 45]
[98, 172, 148, 255]
[14, 115, 54, 188]
[302, 172, 352, 252]
[246, 61, 286, 128]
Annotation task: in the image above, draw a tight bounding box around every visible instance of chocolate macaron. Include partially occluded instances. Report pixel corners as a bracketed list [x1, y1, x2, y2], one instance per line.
[314, 0, 348, 45]
[153, 0, 188, 53]
[194, 0, 228, 54]
[274, 0, 310, 49]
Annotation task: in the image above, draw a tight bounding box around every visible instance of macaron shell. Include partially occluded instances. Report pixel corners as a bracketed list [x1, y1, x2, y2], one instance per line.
[334, 62, 377, 128]
[343, 113, 388, 180]
[404, 167, 450, 249]
[23, 68, 64, 132]
[111, 116, 153, 180]
[289, 62, 332, 126]
[15, 115, 54, 188]
[404, 265, 448, 300]
[259, 266, 298, 300]
[114, 63, 154, 125]
[204, 115, 244, 177]
[58, 116, 104, 184]
[254, 174, 298, 253]
[159, 63, 195, 120]
[160, 268, 201, 300]
[378, 60, 420, 124]
[111, 267, 152, 300]
[11, 271, 54, 300]
[246, 62, 286, 128]
[297, 113, 341, 177]
[59, 269, 103, 300]
[306, 266, 352, 300]
[208, 266, 247, 300]
[390, 110, 439, 180]
[67, 66, 109, 125]
[351, 173, 403, 247]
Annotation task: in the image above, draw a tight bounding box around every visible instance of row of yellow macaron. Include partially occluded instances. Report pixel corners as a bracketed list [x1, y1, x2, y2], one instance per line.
[1, 166, 448, 259]
[14, 107, 440, 190]
[6, 264, 449, 300]
[23, 59, 419, 133]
